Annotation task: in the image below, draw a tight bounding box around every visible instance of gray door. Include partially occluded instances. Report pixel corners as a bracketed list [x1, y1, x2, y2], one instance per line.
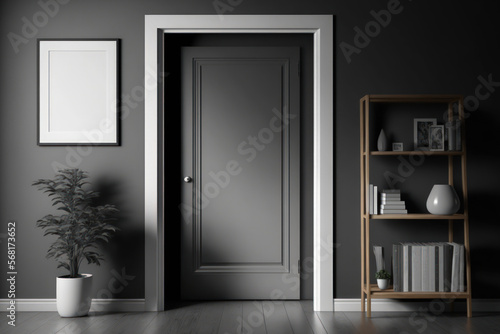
[180, 47, 300, 300]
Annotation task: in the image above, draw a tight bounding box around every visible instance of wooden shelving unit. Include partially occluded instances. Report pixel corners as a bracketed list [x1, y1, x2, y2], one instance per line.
[360, 94, 472, 317]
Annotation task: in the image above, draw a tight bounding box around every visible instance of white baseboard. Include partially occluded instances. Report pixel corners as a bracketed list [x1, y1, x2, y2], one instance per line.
[333, 298, 500, 313]
[0, 299, 146, 312]
[3, 298, 498, 313]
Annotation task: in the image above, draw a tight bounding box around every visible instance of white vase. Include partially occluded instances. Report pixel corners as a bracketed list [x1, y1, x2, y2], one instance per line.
[56, 274, 93, 317]
[377, 279, 389, 290]
[426, 184, 460, 215]
[377, 129, 387, 151]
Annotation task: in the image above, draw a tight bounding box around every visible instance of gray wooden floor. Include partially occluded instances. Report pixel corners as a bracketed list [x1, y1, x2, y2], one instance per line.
[1, 301, 499, 334]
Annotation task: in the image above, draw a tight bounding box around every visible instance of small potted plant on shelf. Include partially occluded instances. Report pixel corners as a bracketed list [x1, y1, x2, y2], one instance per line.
[33, 168, 118, 317]
[375, 269, 392, 290]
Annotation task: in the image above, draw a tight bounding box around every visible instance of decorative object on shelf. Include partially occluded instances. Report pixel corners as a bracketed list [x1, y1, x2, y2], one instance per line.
[373, 245, 385, 272]
[426, 184, 460, 215]
[429, 125, 445, 151]
[414, 118, 437, 150]
[392, 142, 403, 151]
[32, 169, 119, 317]
[375, 270, 391, 290]
[445, 121, 455, 151]
[377, 129, 387, 151]
[38, 39, 120, 145]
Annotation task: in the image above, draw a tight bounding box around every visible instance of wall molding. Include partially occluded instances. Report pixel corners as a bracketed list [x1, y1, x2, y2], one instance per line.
[334, 298, 500, 312]
[0, 299, 146, 312]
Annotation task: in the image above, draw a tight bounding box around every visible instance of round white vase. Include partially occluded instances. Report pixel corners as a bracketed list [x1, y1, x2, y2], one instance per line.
[377, 279, 389, 290]
[56, 274, 93, 317]
[426, 184, 460, 215]
[377, 129, 387, 151]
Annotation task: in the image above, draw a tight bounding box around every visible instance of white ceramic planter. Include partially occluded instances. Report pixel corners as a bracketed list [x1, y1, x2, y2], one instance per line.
[377, 279, 389, 290]
[56, 274, 93, 317]
[426, 184, 460, 215]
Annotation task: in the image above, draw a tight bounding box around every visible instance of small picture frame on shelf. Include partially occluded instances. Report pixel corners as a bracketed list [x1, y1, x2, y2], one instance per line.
[414, 118, 437, 150]
[429, 125, 445, 151]
[392, 142, 403, 151]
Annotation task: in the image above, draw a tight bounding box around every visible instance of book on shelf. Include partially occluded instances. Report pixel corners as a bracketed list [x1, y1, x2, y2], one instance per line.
[380, 209, 408, 214]
[438, 244, 444, 292]
[381, 189, 400, 195]
[380, 190, 401, 201]
[380, 204, 406, 210]
[381, 199, 404, 203]
[381, 200, 405, 205]
[381, 197, 401, 202]
[392, 244, 401, 292]
[374, 186, 378, 215]
[450, 242, 460, 292]
[392, 242, 464, 293]
[368, 184, 374, 214]
[449, 242, 465, 292]
[402, 243, 411, 292]
[412, 244, 422, 292]
[382, 189, 401, 194]
[458, 244, 465, 292]
[428, 244, 436, 292]
[443, 243, 453, 292]
[365, 184, 370, 214]
[381, 192, 400, 197]
[422, 245, 429, 292]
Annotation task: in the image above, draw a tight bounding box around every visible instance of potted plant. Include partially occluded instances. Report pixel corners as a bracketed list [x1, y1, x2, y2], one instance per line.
[375, 269, 392, 290]
[33, 168, 118, 317]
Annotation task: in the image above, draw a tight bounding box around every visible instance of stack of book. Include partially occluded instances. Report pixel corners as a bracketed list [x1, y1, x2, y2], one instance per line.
[380, 189, 407, 214]
[392, 242, 465, 292]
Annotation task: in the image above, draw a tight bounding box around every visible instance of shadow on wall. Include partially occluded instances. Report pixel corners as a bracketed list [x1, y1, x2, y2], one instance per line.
[92, 176, 145, 298]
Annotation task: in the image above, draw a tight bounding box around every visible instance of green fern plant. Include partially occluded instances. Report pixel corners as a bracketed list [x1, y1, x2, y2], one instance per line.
[33, 168, 118, 278]
[375, 269, 392, 280]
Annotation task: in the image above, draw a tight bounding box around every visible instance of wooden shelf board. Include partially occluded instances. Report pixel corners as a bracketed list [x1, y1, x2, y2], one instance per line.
[363, 94, 462, 103]
[363, 285, 469, 299]
[370, 151, 463, 156]
[370, 214, 466, 220]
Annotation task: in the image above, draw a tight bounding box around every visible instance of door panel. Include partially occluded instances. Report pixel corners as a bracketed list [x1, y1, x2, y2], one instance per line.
[180, 47, 300, 299]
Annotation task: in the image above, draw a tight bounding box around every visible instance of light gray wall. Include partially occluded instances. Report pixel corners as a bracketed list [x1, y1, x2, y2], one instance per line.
[1, 0, 499, 300]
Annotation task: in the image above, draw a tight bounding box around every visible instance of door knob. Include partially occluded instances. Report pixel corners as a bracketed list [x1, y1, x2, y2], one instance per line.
[184, 176, 192, 183]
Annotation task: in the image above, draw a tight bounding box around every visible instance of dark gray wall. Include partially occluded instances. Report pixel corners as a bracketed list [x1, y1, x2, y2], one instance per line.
[1, 0, 499, 300]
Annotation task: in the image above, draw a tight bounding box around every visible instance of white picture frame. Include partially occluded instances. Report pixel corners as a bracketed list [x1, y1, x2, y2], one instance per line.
[429, 125, 445, 151]
[38, 39, 119, 145]
[413, 118, 437, 150]
[392, 142, 403, 151]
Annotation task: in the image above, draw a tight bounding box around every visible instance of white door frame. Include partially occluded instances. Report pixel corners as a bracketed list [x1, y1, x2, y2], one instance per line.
[144, 15, 334, 312]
